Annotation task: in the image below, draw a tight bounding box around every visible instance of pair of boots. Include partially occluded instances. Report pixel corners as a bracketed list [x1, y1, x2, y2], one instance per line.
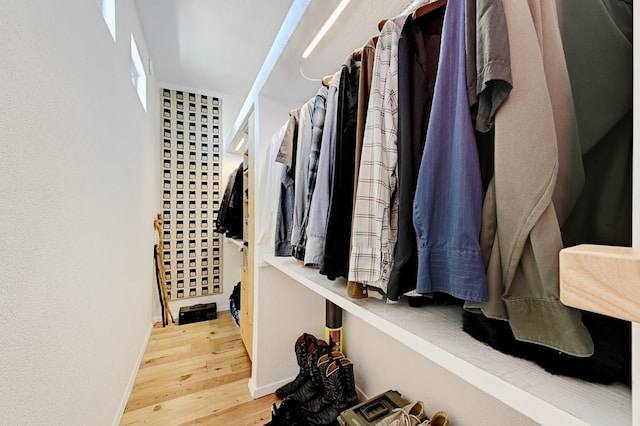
[375, 401, 448, 426]
[268, 333, 359, 425]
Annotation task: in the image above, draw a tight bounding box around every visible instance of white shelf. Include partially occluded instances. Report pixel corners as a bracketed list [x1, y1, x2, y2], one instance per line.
[263, 254, 630, 426]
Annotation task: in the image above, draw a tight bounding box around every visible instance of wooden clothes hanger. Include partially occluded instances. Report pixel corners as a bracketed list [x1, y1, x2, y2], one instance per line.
[414, 0, 447, 19]
[322, 75, 334, 87]
[320, 48, 361, 88]
[378, 0, 446, 32]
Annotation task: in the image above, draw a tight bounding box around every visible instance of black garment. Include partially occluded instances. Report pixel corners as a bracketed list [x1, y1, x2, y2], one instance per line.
[215, 162, 243, 238]
[320, 56, 361, 280]
[561, 113, 632, 247]
[556, 0, 633, 247]
[386, 10, 445, 301]
[275, 182, 295, 256]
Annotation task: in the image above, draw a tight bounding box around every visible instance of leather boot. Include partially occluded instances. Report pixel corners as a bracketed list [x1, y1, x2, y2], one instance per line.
[284, 339, 330, 404]
[299, 351, 345, 415]
[307, 358, 359, 426]
[275, 333, 317, 398]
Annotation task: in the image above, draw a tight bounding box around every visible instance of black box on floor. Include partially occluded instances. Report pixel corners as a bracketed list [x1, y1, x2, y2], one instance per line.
[179, 303, 217, 325]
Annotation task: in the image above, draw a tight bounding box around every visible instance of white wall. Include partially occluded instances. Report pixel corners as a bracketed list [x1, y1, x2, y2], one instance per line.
[0, 1, 158, 424]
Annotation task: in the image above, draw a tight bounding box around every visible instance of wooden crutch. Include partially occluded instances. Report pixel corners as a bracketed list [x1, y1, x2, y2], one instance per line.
[154, 213, 175, 324]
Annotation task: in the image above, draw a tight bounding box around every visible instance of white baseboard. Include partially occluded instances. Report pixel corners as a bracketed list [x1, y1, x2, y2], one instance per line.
[111, 320, 154, 426]
[249, 376, 291, 399]
[355, 385, 368, 402]
[248, 376, 260, 398]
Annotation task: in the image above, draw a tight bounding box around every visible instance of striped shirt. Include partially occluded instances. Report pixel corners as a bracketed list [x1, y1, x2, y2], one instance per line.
[348, 16, 406, 292]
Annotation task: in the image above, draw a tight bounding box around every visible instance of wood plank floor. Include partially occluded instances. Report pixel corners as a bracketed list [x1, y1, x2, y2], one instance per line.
[121, 311, 279, 425]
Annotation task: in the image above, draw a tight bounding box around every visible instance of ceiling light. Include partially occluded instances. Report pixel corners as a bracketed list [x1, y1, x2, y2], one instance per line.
[233, 137, 246, 152]
[302, 0, 351, 59]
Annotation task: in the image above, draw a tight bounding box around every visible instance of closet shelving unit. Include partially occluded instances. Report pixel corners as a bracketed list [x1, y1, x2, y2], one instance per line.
[260, 254, 630, 425]
[225, 2, 634, 424]
[240, 148, 254, 359]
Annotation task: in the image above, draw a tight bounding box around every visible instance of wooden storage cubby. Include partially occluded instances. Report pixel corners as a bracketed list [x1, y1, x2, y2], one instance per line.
[159, 88, 223, 299]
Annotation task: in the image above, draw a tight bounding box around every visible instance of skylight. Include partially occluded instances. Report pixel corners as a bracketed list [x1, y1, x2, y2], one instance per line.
[130, 34, 147, 111]
[97, 0, 116, 41]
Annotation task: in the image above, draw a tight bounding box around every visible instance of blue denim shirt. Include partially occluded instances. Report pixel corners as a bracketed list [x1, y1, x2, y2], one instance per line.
[413, 0, 487, 302]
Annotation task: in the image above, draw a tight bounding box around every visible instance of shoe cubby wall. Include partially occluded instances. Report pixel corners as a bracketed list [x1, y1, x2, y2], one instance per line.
[160, 88, 223, 300]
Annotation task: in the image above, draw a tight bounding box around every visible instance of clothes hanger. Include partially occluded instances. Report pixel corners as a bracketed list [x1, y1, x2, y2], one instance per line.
[352, 48, 363, 61]
[413, 0, 446, 19]
[321, 75, 334, 87]
[379, 0, 445, 31]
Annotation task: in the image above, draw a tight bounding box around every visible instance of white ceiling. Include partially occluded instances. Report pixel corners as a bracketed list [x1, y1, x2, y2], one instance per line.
[134, 0, 294, 98]
[135, 0, 426, 107]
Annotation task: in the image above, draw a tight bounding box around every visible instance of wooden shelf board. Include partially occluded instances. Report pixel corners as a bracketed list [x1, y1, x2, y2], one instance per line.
[263, 254, 630, 426]
[560, 244, 640, 322]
